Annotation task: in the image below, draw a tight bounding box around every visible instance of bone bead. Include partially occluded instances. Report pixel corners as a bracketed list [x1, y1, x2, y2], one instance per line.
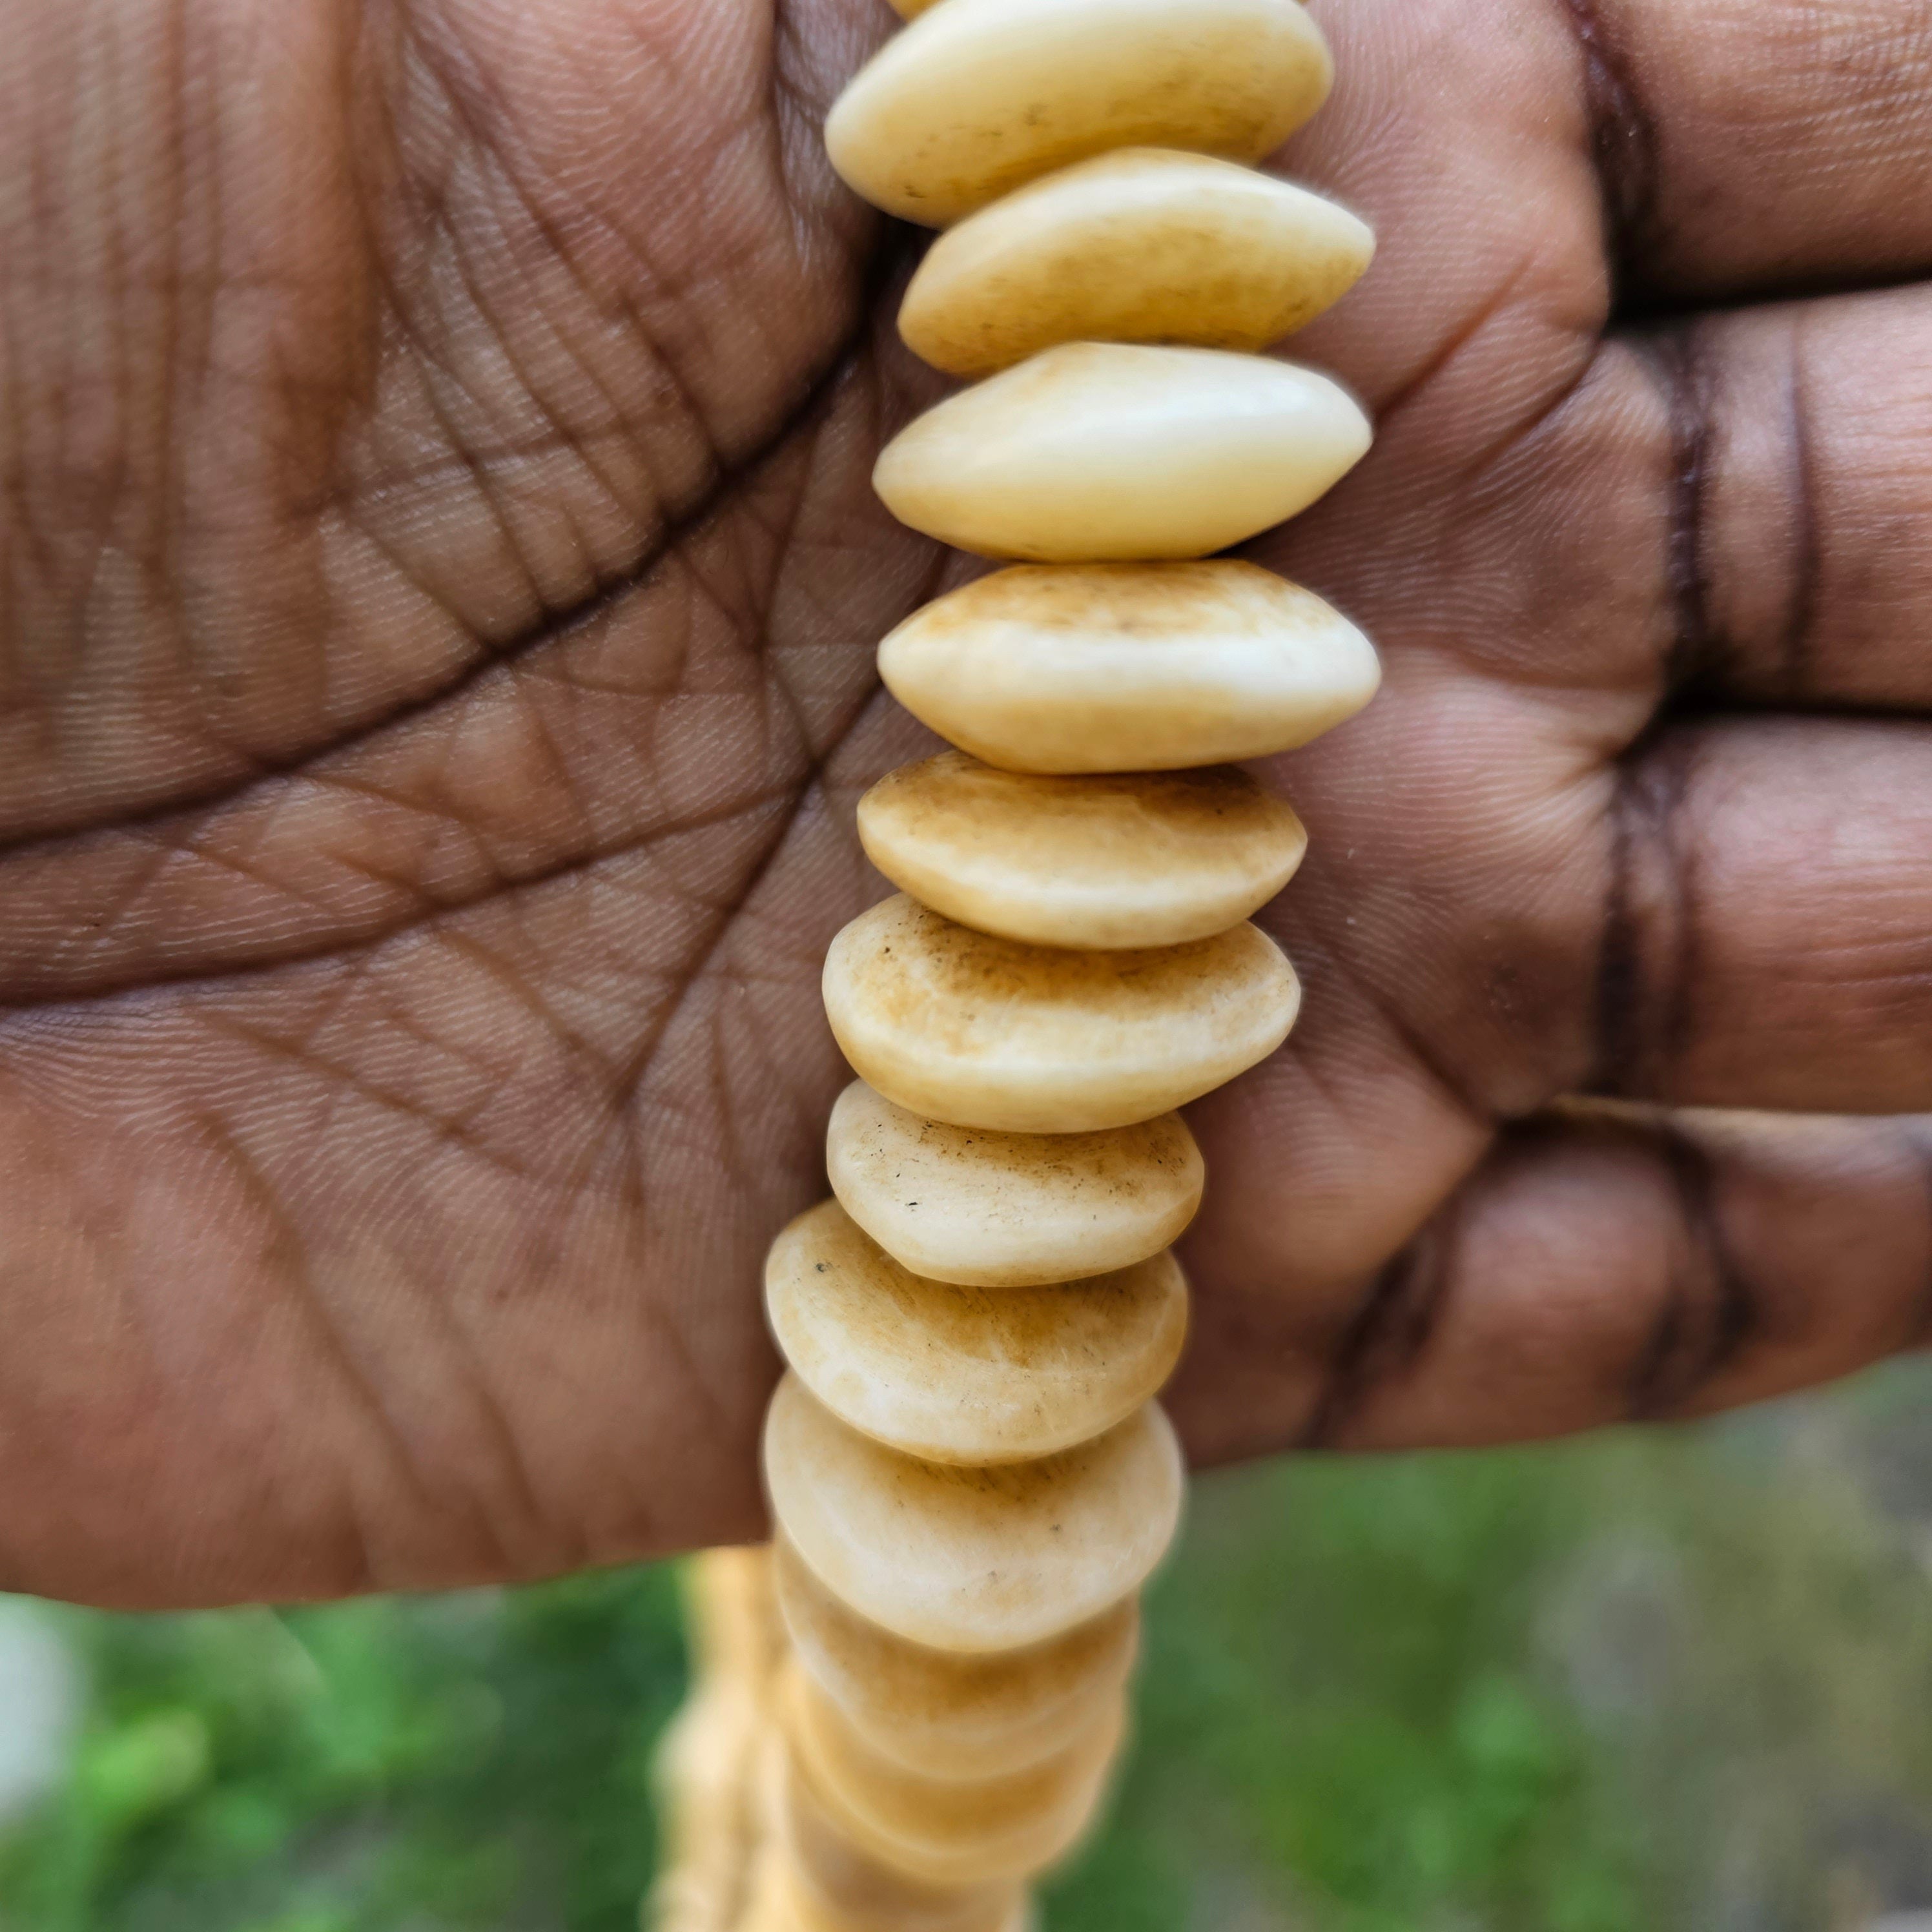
[879, 561, 1379, 774]
[734, 1839, 1027, 1932]
[767, 1201, 1187, 1465]
[783, 1667, 1124, 1886]
[859, 754, 1307, 951]
[824, 895, 1299, 1134]
[826, 0, 1331, 227]
[776, 1536, 1137, 1780]
[827, 1082, 1201, 1289]
[899, 150, 1375, 376]
[651, 1687, 766, 1932]
[765, 1376, 1183, 1653]
[874, 344, 1370, 562]
[768, 1740, 1031, 1932]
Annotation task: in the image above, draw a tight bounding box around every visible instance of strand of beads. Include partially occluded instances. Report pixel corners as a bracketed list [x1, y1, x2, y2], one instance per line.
[723, 1, 1381, 1925]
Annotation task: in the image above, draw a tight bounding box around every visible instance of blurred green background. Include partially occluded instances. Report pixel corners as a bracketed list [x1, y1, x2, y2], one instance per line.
[6, 1362, 1932, 1932]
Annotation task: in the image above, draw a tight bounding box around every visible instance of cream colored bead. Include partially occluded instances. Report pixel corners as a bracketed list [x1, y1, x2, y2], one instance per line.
[827, 1082, 1202, 1289]
[764, 1375, 1184, 1652]
[766, 1201, 1187, 1465]
[783, 1667, 1124, 1886]
[874, 344, 1369, 562]
[899, 149, 1375, 376]
[775, 1536, 1138, 1780]
[743, 1845, 1030, 1932]
[768, 1738, 1031, 1932]
[650, 1685, 766, 1932]
[826, 0, 1331, 227]
[823, 895, 1299, 1134]
[859, 754, 1307, 951]
[878, 561, 1380, 774]
[678, 1544, 788, 1694]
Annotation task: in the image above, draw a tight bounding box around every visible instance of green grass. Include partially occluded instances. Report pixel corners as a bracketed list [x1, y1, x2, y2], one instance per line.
[7, 1368, 1932, 1931]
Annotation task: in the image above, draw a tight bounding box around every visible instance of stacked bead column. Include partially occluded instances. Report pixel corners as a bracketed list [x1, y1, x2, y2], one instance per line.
[752, 1, 1382, 1927]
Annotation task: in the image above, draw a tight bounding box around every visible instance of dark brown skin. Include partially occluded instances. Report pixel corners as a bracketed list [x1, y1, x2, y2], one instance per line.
[1, 0, 1929, 1607]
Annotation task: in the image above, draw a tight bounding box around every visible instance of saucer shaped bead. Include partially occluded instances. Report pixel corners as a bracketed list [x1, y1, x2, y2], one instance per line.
[877, 562, 1381, 774]
[825, 1082, 1203, 1288]
[873, 343, 1372, 561]
[858, 754, 1307, 950]
[823, 896, 1300, 1135]
[763, 1376, 1184, 1654]
[900, 149, 1374, 376]
[826, 0, 1332, 225]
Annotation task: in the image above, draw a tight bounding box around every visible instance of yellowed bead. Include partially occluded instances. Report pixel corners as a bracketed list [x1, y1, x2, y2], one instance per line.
[900, 149, 1374, 376]
[878, 561, 1380, 774]
[873, 344, 1370, 562]
[766, 1742, 1034, 1932]
[823, 895, 1299, 1134]
[782, 1666, 1124, 1886]
[826, 1082, 1202, 1290]
[775, 1537, 1138, 1780]
[858, 754, 1307, 951]
[763, 1376, 1184, 1652]
[827, 0, 1331, 227]
[765, 1200, 1188, 1464]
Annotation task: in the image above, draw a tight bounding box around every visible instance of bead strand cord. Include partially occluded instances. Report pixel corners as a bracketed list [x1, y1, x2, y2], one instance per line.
[656, 3, 1380, 1926]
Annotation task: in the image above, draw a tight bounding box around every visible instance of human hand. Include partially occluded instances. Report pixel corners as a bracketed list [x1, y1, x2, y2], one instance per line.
[3, 0, 1928, 1606]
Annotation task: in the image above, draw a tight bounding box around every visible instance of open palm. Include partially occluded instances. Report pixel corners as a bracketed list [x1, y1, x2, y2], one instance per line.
[3, 0, 1929, 1607]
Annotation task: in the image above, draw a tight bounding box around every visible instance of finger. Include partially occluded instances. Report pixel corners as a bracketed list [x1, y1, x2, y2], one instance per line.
[1288, 278, 1932, 748]
[1643, 283, 1932, 712]
[1171, 1104, 1932, 1465]
[1594, 715, 1932, 1115]
[1563, 0, 1932, 304]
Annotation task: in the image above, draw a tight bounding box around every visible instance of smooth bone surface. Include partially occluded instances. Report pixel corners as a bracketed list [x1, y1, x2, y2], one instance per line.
[763, 1375, 1184, 1654]
[782, 1667, 1125, 1885]
[771, 1741, 1031, 1932]
[878, 562, 1381, 774]
[766, 1200, 1187, 1464]
[874, 343, 1371, 560]
[859, 753, 1307, 950]
[823, 895, 1299, 1133]
[900, 149, 1374, 376]
[827, 0, 1331, 225]
[826, 1081, 1202, 1288]
[775, 1536, 1139, 1778]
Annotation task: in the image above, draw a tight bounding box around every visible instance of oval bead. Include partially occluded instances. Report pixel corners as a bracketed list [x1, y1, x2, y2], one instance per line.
[783, 1667, 1124, 1886]
[823, 896, 1299, 1133]
[859, 754, 1307, 950]
[775, 1536, 1138, 1780]
[873, 344, 1370, 561]
[763, 1376, 1184, 1652]
[770, 1743, 1031, 1932]
[826, 0, 1331, 227]
[765, 1200, 1188, 1464]
[878, 561, 1380, 774]
[900, 149, 1375, 376]
[827, 1082, 1202, 1289]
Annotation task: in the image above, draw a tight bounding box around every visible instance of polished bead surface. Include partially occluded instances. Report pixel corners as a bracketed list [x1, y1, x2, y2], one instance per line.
[763, 1376, 1184, 1652]
[827, 1082, 1202, 1290]
[900, 149, 1374, 376]
[874, 344, 1370, 561]
[858, 754, 1307, 950]
[823, 896, 1299, 1134]
[878, 561, 1380, 773]
[826, 0, 1331, 226]
[775, 1536, 1138, 1780]
[771, 1738, 1031, 1932]
[783, 1666, 1124, 1885]
[766, 1200, 1188, 1465]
